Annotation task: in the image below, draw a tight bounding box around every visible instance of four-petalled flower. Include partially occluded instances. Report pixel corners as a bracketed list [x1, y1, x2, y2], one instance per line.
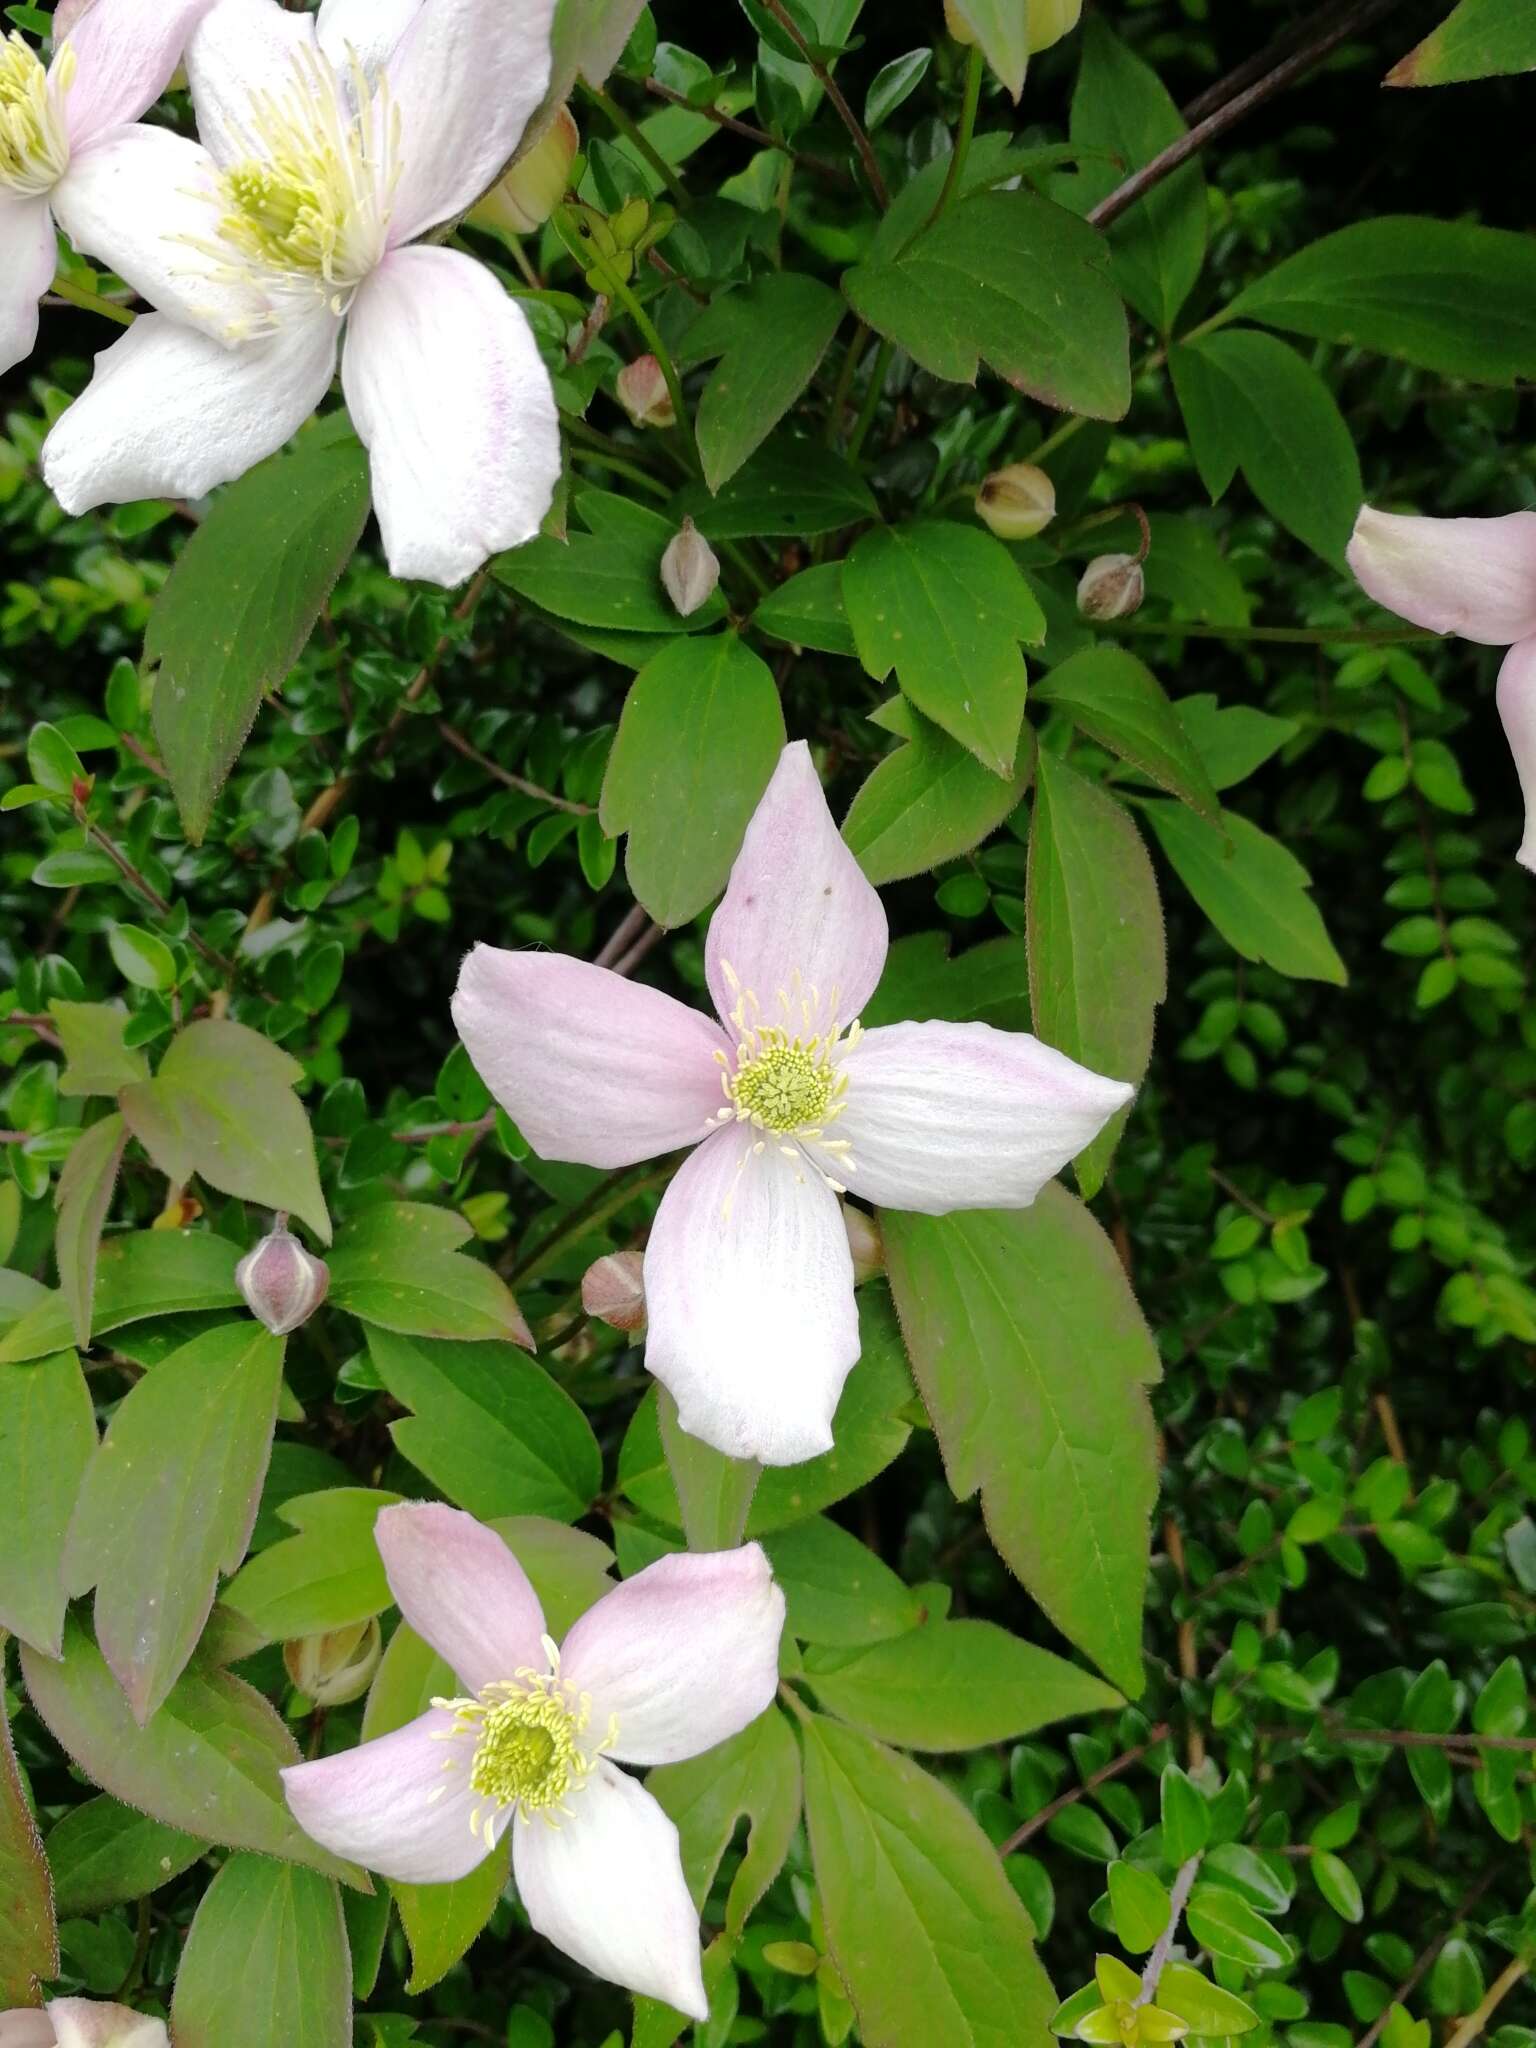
[0, 2000, 168, 2048]
[452, 741, 1134, 1465]
[282, 1504, 785, 2020]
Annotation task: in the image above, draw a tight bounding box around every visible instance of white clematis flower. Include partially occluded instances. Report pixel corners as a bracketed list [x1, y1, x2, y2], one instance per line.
[282, 1504, 785, 2020]
[452, 741, 1134, 1466]
[0, 0, 219, 377]
[0, 1999, 167, 2048]
[40, 0, 562, 588]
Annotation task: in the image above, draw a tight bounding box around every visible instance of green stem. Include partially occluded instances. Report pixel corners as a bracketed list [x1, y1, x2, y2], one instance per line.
[48, 274, 134, 327]
[924, 44, 984, 233]
[563, 420, 671, 498]
[512, 1161, 675, 1286]
[846, 338, 893, 468]
[581, 81, 691, 209]
[825, 320, 868, 446]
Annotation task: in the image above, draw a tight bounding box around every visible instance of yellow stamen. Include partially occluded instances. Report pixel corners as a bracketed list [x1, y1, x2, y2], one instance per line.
[432, 1639, 613, 1841]
[0, 33, 71, 197]
[711, 964, 861, 1200]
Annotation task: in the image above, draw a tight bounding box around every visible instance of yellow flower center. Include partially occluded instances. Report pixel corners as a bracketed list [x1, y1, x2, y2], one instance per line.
[0, 33, 71, 197]
[729, 1036, 834, 1133]
[433, 1642, 611, 1842]
[710, 962, 861, 1195]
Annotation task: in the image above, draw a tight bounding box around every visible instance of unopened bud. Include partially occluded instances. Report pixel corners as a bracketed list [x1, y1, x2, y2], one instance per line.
[581, 1249, 646, 1333]
[842, 1205, 884, 1285]
[616, 354, 675, 429]
[1077, 552, 1145, 620]
[470, 104, 579, 236]
[975, 462, 1055, 541]
[1027, 0, 1084, 52]
[284, 1617, 382, 1708]
[661, 518, 720, 618]
[237, 1223, 330, 1336]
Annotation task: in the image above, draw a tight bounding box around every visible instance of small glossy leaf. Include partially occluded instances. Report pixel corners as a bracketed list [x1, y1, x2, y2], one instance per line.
[1186, 1884, 1297, 1970]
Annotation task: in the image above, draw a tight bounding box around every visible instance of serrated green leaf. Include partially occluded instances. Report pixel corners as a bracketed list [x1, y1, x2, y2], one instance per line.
[1142, 800, 1348, 985]
[0, 1660, 56, 2006]
[46, 1796, 205, 1918]
[171, 1853, 350, 2048]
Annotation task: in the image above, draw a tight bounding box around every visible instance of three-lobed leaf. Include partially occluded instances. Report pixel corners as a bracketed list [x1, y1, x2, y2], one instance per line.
[327, 1202, 530, 1346]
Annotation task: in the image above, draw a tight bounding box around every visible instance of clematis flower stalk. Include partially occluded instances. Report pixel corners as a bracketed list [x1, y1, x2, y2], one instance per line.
[0, 2001, 168, 2048]
[282, 1504, 785, 2019]
[1348, 504, 1536, 869]
[40, 0, 562, 588]
[0, 0, 220, 378]
[452, 741, 1133, 1465]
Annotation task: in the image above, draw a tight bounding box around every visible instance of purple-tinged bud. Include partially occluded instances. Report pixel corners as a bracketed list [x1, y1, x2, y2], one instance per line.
[582, 1249, 646, 1333]
[661, 518, 720, 618]
[975, 462, 1055, 541]
[470, 105, 579, 236]
[1077, 552, 1145, 621]
[842, 1205, 884, 1285]
[283, 1617, 382, 1708]
[616, 354, 675, 429]
[237, 1223, 330, 1336]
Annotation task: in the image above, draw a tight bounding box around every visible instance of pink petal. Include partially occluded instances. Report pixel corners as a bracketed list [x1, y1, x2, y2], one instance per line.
[644, 1127, 859, 1465]
[1347, 504, 1536, 645]
[315, 0, 421, 74]
[385, 0, 556, 246]
[451, 944, 728, 1168]
[835, 1020, 1133, 1214]
[61, 0, 218, 148]
[0, 2015, 56, 2048]
[705, 742, 888, 1035]
[281, 1708, 491, 1882]
[183, 0, 319, 170]
[45, 2005, 167, 2048]
[375, 1502, 546, 1694]
[512, 1763, 707, 2020]
[1497, 637, 1536, 873]
[560, 1546, 783, 1766]
[0, 195, 55, 381]
[341, 247, 559, 586]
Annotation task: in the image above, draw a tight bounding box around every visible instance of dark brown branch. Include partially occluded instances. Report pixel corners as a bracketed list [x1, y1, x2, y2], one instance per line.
[997, 1724, 1171, 1856]
[759, 0, 889, 207]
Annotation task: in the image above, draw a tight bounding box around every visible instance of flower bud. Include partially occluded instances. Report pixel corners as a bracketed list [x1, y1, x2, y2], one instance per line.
[943, 0, 977, 43]
[975, 462, 1055, 542]
[1027, 0, 1084, 53]
[842, 1205, 884, 1285]
[470, 104, 579, 236]
[1077, 552, 1145, 621]
[283, 1617, 382, 1708]
[581, 1249, 647, 1333]
[661, 517, 720, 618]
[616, 354, 675, 429]
[237, 1223, 330, 1336]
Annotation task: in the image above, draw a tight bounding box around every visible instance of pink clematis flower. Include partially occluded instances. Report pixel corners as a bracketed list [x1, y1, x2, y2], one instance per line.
[40, 0, 561, 588]
[282, 1504, 785, 2020]
[0, 2001, 167, 2048]
[1348, 504, 1536, 869]
[0, 0, 220, 378]
[453, 741, 1134, 1465]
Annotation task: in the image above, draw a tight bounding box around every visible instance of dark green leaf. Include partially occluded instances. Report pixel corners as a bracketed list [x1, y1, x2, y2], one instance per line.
[1388, 2, 1536, 88]
[845, 711, 1031, 884]
[54, 1112, 126, 1347]
[496, 489, 726, 634]
[1033, 646, 1219, 819]
[679, 275, 845, 489]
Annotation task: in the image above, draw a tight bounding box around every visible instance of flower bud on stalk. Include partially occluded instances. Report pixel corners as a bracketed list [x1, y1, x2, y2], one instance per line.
[945, 0, 1083, 54]
[1077, 552, 1145, 621]
[661, 518, 720, 618]
[284, 1617, 383, 1708]
[616, 354, 675, 429]
[470, 104, 579, 236]
[975, 462, 1055, 541]
[237, 1222, 330, 1336]
[582, 1249, 647, 1333]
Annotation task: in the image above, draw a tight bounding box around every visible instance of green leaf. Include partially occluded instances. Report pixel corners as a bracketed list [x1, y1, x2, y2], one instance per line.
[1169, 329, 1362, 566]
[845, 711, 1032, 884]
[366, 1327, 601, 1522]
[673, 433, 878, 541]
[864, 931, 1030, 1032]
[54, 1112, 126, 1347]
[679, 274, 845, 490]
[29, 850, 119, 889]
[762, 1515, 922, 1647]
[1155, 1962, 1260, 2035]
[46, 1796, 205, 1917]
[1066, 15, 1205, 331]
[0, 1229, 244, 1364]
[883, 1190, 1159, 1693]
[327, 1202, 531, 1345]
[171, 1853, 350, 2048]
[1033, 646, 1219, 819]
[946, 0, 1029, 96]
[145, 431, 370, 842]
[1174, 693, 1297, 792]
[657, 1390, 760, 1550]
[1160, 1763, 1210, 1865]
[1473, 1655, 1528, 1737]
[752, 562, 858, 657]
[600, 633, 786, 927]
[1388, 0, 1536, 86]
[21, 1618, 362, 1884]
[0, 1671, 56, 2006]
[865, 47, 932, 129]
[1313, 1849, 1365, 1923]
[1107, 1862, 1171, 1953]
[1185, 1884, 1297, 1971]
[843, 188, 1131, 419]
[806, 1619, 1120, 1749]
[107, 923, 176, 993]
[27, 720, 86, 798]
[1229, 217, 1536, 384]
[64, 1322, 285, 1722]
[802, 1715, 1058, 2047]
[121, 1019, 330, 1242]
[221, 1488, 403, 1643]
[496, 488, 726, 635]
[1142, 800, 1348, 985]
[844, 523, 1044, 775]
[49, 1001, 148, 1098]
[0, 1351, 96, 1656]
[1027, 754, 1164, 1198]
[647, 1708, 802, 1929]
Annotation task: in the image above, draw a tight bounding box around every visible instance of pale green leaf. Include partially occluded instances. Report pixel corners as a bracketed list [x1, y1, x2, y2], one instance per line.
[48, 1002, 148, 1098]
[845, 713, 1032, 884]
[1388, 0, 1536, 88]
[54, 1111, 126, 1347]
[647, 1708, 802, 1930]
[0, 1351, 96, 1656]
[221, 1487, 403, 1643]
[1142, 800, 1348, 985]
[171, 1853, 350, 2048]
[327, 1202, 531, 1346]
[46, 1796, 205, 1918]
[0, 1666, 56, 2006]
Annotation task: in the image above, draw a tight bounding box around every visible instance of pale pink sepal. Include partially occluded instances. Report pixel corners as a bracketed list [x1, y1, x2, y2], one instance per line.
[1347, 504, 1536, 645]
[0, 2014, 55, 2048]
[62, 0, 220, 148]
[374, 1502, 545, 1695]
[42, 2002, 168, 2048]
[1497, 637, 1536, 873]
[0, 197, 55, 381]
[281, 1707, 490, 1883]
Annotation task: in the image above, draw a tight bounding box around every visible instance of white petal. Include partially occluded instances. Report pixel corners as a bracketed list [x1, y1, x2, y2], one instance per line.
[281, 1708, 492, 1882]
[41, 308, 337, 514]
[385, 0, 556, 245]
[1347, 503, 1536, 646]
[45, 2004, 167, 2048]
[375, 1502, 547, 1694]
[644, 1128, 859, 1466]
[0, 196, 55, 380]
[512, 1764, 707, 2020]
[835, 1020, 1134, 1215]
[705, 741, 888, 1035]
[341, 247, 558, 586]
[316, 0, 421, 76]
[61, 0, 218, 148]
[52, 127, 268, 344]
[1497, 637, 1536, 873]
[0, 2014, 56, 2048]
[184, 0, 320, 170]
[561, 1546, 784, 1766]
